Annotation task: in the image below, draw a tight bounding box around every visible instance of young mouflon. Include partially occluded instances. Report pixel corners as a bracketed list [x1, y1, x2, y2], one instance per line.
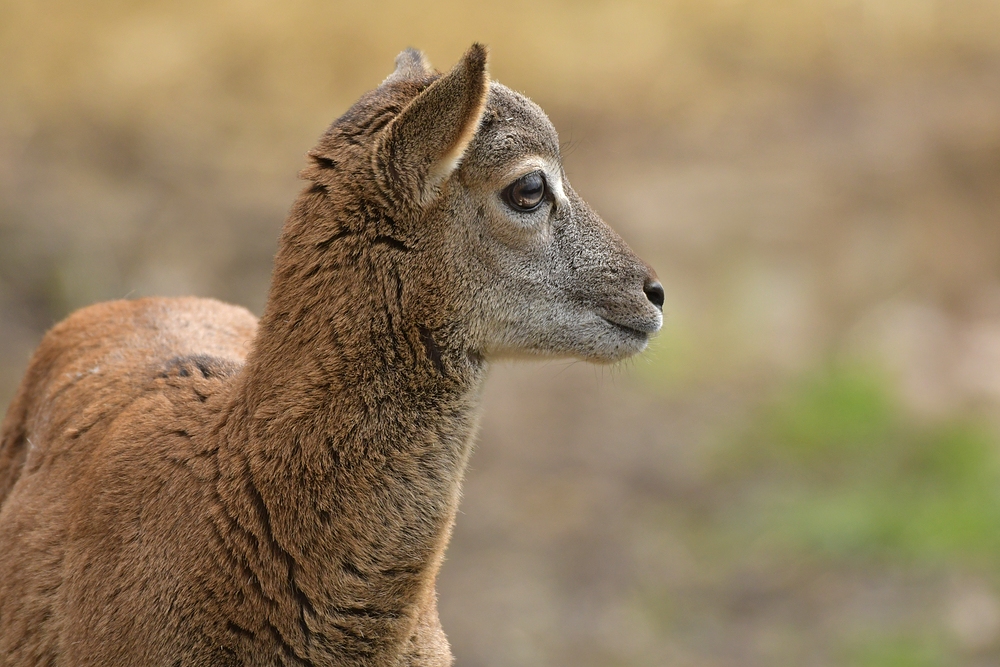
[0, 44, 663, 666]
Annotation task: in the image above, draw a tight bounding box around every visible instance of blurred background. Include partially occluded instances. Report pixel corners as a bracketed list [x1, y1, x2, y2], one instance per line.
[3, 0, 1000, 664]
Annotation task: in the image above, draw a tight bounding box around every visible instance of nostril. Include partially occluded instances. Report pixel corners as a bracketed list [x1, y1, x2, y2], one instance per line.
[643, 279, 664, 310]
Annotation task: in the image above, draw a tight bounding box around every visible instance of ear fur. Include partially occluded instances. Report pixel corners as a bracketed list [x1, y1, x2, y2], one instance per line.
[384, 48, 434, 84]
[375, 43, 490, 210]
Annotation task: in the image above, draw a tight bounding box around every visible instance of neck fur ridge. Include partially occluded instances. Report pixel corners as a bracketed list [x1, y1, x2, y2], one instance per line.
[209, 185, 486, 662]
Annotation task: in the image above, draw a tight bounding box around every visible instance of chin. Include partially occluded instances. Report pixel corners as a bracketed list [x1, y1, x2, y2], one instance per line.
[584, 336, 650, 363]
[482, 318, 654, 363]
[561, 324, 652, 363]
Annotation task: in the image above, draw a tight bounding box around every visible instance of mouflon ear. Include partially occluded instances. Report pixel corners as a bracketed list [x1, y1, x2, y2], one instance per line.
[383, 48, 434, 84]
[374, 43, 490, 211]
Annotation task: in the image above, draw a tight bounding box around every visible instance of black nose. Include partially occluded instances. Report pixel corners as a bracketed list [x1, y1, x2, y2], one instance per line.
[643, 279, 664, 310]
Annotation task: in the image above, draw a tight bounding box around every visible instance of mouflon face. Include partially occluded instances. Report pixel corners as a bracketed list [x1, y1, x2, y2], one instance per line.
[299, 44, 662, 363]
[448, 84, 663, 362]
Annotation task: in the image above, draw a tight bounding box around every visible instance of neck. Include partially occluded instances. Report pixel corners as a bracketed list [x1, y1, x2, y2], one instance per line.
[213, 188, 486, 661]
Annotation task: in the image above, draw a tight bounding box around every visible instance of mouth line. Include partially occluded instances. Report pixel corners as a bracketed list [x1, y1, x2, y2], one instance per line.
[600, 317, 651, 339]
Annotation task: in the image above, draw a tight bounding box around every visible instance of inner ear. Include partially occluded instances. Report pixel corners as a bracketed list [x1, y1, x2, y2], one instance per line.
[374, 43, 490, 211]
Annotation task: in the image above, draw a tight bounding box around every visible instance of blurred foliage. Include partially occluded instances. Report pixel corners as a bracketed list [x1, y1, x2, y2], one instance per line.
[622, 362, 1000, 664]
[845, 633, 945, 667]
[718, 365, 1000, 567]
[4, 0, 1000, 131]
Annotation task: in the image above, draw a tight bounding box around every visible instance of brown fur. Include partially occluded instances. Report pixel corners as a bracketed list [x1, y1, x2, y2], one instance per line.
[0, 45, 661, 666]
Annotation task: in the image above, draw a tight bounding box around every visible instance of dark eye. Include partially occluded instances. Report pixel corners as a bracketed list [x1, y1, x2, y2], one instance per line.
[502, 171, 547, 212]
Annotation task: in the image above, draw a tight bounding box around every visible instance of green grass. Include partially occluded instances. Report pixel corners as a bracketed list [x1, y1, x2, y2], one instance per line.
[845, 633, 946, 667]
[719, 365, 1000, 567]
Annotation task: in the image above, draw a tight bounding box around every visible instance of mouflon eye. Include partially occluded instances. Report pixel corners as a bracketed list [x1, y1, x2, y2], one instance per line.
[502, 171, 547, 212]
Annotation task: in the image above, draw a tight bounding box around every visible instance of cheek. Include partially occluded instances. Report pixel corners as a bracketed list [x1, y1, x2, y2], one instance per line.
[457, 201, 564, 305]
[460, 220, 546, 289]
[497, 211, 552, 263]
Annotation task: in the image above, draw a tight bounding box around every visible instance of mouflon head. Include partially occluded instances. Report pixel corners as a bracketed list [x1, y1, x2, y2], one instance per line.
[294, 44, 662, 364]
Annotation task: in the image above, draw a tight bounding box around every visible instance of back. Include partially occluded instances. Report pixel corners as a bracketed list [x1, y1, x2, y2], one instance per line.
[0, 297, 256, 664]
[0, 297, 257, 506]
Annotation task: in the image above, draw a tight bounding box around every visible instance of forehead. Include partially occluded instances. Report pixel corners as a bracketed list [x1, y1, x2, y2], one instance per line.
[462, 83, 561, 178]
